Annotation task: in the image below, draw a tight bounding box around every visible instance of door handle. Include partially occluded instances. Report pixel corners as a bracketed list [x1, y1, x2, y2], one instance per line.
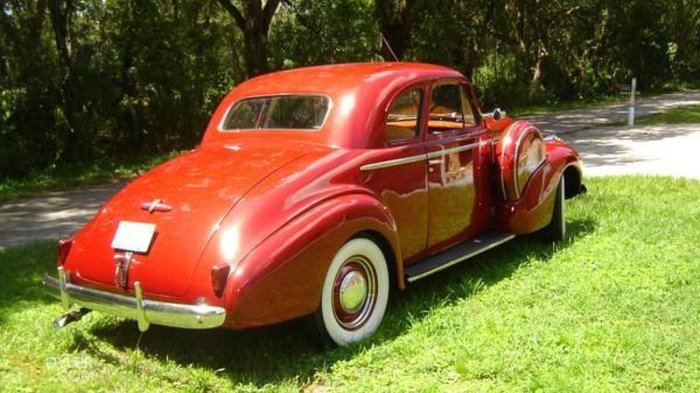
[428, 159, 442, 165]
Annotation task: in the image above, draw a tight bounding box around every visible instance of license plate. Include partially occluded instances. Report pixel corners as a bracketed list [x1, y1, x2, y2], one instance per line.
[111, 221, 156, 253]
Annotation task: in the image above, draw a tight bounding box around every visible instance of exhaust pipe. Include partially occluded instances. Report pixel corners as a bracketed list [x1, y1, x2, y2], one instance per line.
[53, 308, 91, 329]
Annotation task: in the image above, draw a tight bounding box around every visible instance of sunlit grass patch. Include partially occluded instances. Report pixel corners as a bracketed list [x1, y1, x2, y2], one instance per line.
[1, 176, 699, 392]
[635, 104, 700, 125]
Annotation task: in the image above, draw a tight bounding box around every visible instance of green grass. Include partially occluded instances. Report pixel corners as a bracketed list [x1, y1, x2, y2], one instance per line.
[635, 104, 700, 125]
[0, 151, 182, 202]
[2, 176, 700, 392]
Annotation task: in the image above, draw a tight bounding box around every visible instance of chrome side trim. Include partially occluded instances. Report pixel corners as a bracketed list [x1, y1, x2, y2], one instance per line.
[43, 268, 226, 330]
[360, 142, 478, 171]
[406, 235, 515, 283]
[360, 154, 426, 171]
[426, 142, 478, 159]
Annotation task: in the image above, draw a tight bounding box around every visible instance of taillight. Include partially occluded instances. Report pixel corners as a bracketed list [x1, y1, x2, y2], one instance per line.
[57, 237, 74, 265]
[211, 263, 231, 297]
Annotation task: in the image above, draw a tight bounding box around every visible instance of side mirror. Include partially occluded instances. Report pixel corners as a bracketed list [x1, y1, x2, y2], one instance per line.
[492, 108, 506, 121]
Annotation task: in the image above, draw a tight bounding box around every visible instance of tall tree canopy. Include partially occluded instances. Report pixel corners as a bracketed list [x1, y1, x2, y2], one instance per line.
[376, 0, 415, 60]
[1, 0, 699, 179]
[216, 0, 282, 75]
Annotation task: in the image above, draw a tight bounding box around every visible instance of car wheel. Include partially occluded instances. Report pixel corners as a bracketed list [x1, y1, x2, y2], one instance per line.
[544, 176, 566, 241]
[314, 237, 390, 347]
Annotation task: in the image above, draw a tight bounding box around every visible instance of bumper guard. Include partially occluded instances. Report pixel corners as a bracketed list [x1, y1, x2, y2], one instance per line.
[43, 267, 226, 331]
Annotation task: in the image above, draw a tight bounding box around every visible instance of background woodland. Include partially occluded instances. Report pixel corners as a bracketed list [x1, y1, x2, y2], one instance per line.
[1, 0, 698, 178]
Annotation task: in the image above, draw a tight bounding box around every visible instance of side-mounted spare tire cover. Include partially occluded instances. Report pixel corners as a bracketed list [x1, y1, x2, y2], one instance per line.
[496, 120, 547, 201]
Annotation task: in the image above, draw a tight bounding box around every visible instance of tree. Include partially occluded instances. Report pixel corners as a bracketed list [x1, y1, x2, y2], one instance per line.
[216, 0, 282, 76]
[375, 0, 415, 60]
[48, 0, 82, 162]
[0, 0, 61, 177]
[269, 0, 378, 67]
[1, 0, 699, 180]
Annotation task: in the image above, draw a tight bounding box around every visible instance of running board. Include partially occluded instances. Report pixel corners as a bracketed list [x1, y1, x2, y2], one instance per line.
[405, 232, 515, 283]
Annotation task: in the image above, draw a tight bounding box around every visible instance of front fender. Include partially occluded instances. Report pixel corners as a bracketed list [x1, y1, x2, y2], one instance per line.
[495, 136, 582, 234]
[222, 193, 400, 329]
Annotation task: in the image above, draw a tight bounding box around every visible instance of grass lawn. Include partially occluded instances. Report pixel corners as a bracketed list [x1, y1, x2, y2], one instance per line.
[1, 176, 699, 392]
[635, 104, 700, 125]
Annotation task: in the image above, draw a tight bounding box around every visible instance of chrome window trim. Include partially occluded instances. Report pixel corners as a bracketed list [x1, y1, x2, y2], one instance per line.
[384, 87, 424, 144]
[217, 93, 333, 132]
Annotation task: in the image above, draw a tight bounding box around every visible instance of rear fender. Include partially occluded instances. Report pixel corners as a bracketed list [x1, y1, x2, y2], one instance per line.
[222, 193, 400, 328]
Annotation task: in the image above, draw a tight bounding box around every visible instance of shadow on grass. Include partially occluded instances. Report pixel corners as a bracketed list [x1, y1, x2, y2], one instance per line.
[60, 217, 598, 387]
[384, 217, 597, 333]
[0, 241, 59, 326]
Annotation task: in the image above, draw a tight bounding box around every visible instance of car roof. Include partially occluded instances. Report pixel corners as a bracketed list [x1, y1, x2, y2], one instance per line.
[233, 62, 464, 97]
[202, 62, 469, 149]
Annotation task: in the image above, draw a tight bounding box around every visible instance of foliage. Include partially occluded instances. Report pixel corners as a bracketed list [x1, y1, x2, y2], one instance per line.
[1, 0, 699, 179]
[269, 0, 379, 68]
[1, 176, 700, 391]
[1, 0, 238, 179]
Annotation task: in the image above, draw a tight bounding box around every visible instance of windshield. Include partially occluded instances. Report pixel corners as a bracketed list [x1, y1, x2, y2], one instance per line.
[221, 95, 330, 131]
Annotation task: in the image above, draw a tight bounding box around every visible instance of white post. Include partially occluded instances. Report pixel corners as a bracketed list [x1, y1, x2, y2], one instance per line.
[628, 77, 637, 127]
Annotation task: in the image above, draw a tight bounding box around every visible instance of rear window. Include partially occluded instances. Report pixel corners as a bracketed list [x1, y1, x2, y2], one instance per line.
[220, 95, 330, 131]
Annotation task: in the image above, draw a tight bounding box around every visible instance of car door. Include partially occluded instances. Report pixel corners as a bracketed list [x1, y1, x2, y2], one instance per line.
[424, 81, 487, 252]
[361, 86, 429, 263]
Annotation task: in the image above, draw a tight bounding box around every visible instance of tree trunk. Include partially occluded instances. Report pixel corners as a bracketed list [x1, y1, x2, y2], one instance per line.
[216, 0, 281, 77]
[48, 0, 82, 162]
[529, 40, 547, 99]
[375, 0, 415, 60]
[242, 23, 269, 77]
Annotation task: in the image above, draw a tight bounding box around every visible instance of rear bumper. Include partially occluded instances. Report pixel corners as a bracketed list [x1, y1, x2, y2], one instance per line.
[43, 267, 226, 331]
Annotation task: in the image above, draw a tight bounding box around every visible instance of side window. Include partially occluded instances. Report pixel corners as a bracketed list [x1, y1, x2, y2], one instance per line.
[384, 88, 423, 143]
[460, 85, 476, 126]
[429, 84, 476, 134]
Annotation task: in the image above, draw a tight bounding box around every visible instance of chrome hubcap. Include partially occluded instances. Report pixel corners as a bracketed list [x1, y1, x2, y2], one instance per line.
[339, 271, 367, 313]
[332, 256, 377, 330]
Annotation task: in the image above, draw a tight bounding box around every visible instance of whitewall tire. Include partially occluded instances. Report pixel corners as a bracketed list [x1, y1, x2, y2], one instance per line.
[544, 176, 566, 241]
[315, 237, 390, 346]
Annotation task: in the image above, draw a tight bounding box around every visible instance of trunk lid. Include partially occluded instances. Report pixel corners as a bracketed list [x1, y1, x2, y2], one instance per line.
[69, 141, 304, 297]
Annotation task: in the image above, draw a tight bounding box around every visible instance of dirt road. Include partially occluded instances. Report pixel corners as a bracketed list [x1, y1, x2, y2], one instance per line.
[567, 123, 700, 179]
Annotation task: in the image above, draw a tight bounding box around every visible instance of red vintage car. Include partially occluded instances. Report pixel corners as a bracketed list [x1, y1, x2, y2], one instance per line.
[44, 63, 584, 346]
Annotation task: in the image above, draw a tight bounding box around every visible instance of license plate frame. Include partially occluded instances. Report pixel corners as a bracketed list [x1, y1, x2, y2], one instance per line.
[111, 221, 156, 253]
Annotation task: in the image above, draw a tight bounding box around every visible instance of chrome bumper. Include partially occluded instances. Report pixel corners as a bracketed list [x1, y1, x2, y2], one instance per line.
[43, 267, 226, 331]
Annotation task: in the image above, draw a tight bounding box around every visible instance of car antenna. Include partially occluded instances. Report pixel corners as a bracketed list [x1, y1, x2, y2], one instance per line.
[380, 33, 400, 62]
